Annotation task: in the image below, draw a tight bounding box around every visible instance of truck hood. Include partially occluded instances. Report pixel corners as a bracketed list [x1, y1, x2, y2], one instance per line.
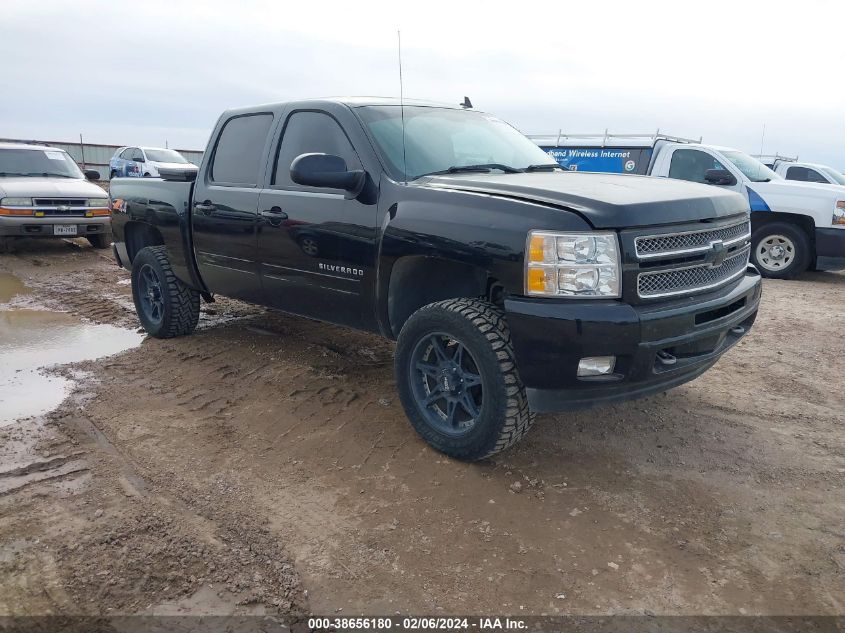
[0, 176, 107, 199]
[748, 178, 845, 200]
[418, 172, 747, 229]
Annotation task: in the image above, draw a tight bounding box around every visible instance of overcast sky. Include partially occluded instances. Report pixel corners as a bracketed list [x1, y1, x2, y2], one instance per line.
[2, 0, 843, 168]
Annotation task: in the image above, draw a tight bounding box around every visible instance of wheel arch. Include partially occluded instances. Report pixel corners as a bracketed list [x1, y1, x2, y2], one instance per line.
[751, 211, 815, 244]
[386, 256, 498, 339]
[124, 221, 165, 264]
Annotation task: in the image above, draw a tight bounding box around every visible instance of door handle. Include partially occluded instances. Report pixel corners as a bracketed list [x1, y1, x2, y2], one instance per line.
[259, 206, 288, 221]
[194, 201, 216, 215]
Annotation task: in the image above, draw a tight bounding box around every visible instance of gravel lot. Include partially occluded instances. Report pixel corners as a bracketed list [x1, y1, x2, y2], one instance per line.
[1, 238, 843, 619]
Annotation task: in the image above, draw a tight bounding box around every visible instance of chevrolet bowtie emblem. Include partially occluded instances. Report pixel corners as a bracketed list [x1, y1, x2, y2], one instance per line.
[709, 240, 728, 267]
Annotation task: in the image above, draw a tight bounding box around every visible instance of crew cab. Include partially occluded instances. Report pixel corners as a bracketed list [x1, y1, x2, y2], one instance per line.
[532, 133, 845, 278]
[109, 146, 196, 179]
[0, 142, 111, 253]
[109, 99, 761, 460]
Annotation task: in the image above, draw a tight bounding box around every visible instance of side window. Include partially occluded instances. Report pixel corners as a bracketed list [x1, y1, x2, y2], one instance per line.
[132, 148, 145, 162]
[211, 113, 274, 186]
[786, 166, 808, 181]
[668, 149, 729, 184]
[805, 168, 828, 183]
[273, 111, 361, 188]
[120, 148, 134, 160]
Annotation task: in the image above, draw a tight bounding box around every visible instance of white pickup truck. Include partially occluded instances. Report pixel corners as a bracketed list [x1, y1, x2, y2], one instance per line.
[757, 155, 845, 187]
[530, 133, 845, 278]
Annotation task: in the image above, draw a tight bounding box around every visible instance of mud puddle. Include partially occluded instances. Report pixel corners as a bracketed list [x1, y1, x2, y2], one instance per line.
[1, 272, 144, 425]
[0, 272, 29, 304]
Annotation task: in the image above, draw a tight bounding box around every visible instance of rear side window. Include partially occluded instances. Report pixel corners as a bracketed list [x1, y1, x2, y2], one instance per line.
[211, 113, 274, 185]
[273, 111, 361, 187]
[786, 166, 828, 183]
[668, 149, 729, 183]
[120, 148, 134, 159]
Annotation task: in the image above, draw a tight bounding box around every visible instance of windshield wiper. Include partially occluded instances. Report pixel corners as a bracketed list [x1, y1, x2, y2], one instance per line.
[524, 163, 561, 172]
[422, 163, 523, 177]
[0, 172, 31, 177]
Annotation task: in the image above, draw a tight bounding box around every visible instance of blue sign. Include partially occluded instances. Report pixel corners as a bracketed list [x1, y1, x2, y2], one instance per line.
[540, 147, 653, 175]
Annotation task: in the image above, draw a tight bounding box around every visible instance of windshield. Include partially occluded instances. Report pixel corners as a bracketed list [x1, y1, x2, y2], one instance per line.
[820, 166, 845, 186]
[721, 150, 780, 183]
[0, 148, 84, 178]
[355, 106, 557, 180]
[143, 148, 188, 163]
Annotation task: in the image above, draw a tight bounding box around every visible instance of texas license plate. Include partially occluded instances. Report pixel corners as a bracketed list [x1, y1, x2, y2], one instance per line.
[54, 225, 77, 236]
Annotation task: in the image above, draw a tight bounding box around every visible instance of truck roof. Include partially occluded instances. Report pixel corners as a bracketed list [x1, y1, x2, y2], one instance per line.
[224, 96, 469, 114]
[0, 141, 63, 152]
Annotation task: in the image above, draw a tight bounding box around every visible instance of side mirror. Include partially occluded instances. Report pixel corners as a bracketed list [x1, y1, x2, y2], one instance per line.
[704, 169, 737, 186]
[84, 169, 100, 181]
[135, 156, 145, 163]
[290, 153, 365, 198]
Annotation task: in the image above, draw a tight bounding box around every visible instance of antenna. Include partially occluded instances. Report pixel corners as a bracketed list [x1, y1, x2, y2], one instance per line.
[398, 30, 407, 184]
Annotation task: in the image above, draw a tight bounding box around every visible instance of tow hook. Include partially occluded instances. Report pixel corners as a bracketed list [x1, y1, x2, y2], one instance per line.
[730, 326, 745, 336]
[656, 350, 677, 366]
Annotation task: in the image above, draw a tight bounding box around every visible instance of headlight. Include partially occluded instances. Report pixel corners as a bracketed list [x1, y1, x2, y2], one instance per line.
[0, 197, 33, 206]
[86, 198, 109, 207]
[834, 200, 845, 226]
[526, 231, 621, 297]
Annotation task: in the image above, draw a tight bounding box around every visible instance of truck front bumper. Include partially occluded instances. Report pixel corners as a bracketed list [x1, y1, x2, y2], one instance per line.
[504, 267, 762, 413]
[0, 216, 111, 238]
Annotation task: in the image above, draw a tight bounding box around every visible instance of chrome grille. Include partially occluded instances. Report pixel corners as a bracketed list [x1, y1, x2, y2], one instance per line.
[32, 198, 86, 207]
[636, 220, 750, 259]
[637, 245, 750, 299]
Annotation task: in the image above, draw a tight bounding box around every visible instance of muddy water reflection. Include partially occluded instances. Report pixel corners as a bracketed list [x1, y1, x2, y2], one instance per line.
[0, 308, 144, 426]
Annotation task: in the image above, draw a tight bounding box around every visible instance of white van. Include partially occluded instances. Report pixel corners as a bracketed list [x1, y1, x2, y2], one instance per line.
[530, 133, 845, 278]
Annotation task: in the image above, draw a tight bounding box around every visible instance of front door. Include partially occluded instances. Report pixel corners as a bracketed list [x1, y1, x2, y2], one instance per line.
[256, 109, 377, 328]
[191, 112, 275, 303]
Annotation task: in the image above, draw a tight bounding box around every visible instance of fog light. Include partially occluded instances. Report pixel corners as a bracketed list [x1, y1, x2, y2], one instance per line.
[577, 356, 616, 377]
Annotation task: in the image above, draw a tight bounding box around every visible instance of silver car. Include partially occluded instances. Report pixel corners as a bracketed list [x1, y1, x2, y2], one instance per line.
[0, 142, 111, 253]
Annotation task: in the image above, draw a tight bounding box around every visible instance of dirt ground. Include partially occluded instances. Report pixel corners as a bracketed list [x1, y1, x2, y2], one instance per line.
[1, 238, 843, 619]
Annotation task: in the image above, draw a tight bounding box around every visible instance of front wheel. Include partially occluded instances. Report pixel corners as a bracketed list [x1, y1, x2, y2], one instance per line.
[750, 222, 811, 279]
[87, 232, 111, 249]
[131, 246, 200, 338]
[395, 298, 535, 461]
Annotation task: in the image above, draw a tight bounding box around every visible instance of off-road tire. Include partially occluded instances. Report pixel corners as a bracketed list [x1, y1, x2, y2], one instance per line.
[395, 298, 535, 461]
[751, 221, 811, 279]
[131, 245, 200, 338]
[0, 237, 12, 254]
[87, 232, 111, 249]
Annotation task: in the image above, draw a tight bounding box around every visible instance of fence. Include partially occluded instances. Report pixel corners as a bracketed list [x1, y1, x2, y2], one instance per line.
[0, 137, 204, 179]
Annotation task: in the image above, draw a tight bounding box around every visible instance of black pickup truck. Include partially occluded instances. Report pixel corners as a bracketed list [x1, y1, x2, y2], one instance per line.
[109, 98, 761, 460]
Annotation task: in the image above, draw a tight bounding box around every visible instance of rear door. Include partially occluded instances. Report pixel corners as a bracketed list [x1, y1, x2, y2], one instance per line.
[256, 108, 377, 328]
[191, 111, 276, 302]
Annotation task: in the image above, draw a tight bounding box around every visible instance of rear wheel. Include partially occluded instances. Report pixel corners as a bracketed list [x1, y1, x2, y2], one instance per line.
[131, 246, 200, 338]
[751, 222, 811, 279]
[395, 298, 535, 461]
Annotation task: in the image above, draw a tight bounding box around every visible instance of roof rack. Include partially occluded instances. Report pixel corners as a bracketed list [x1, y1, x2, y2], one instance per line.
[751, 153, 798, 163]
[526, 129, 703, 147]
